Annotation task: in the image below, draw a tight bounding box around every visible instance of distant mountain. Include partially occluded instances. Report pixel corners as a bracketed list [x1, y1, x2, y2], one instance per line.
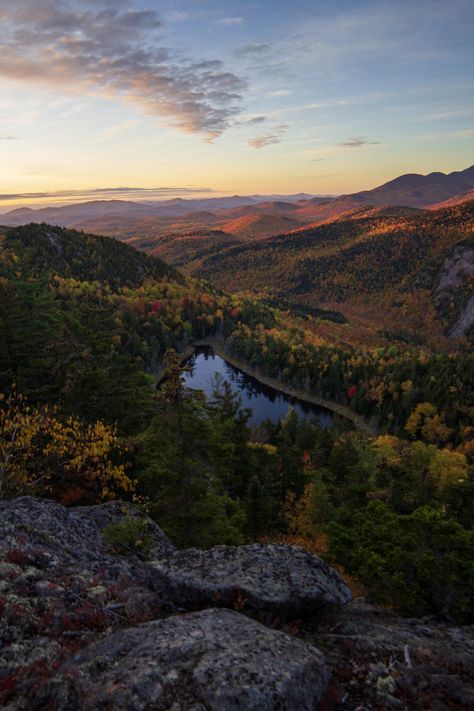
[0, 197, 257, 226]
[2, 166, 473, 232]
[290, 165, 474, 224]
[2, 200, 151, 227]
[0, 197, 318, 237]
[221, 214, 300, 240]
[427, 188, 474, 210]
[349, 165, 474, 208]
[0, 194, 318, 226]
[248, 193, 331, 203]
[147, 196, 260, 214]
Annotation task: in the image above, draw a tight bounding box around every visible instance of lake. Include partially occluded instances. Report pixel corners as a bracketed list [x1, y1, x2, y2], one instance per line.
[183, 347, 333, 427]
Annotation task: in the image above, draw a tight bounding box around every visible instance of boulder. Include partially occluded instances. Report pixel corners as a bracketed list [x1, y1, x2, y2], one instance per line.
[150, 543, 352, 616]
[39, 608, 329, 710]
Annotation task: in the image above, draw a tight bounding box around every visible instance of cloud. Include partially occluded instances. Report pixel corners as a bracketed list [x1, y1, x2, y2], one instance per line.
[427, 110, 474, 120]
[266, 89, 291, 97]
[0, 185, 215, 203]
[0, 0, 246, 138]
[262, 99, 349, 119]
[237, 115, 267, 126]
[248, 124, 288, 149]
[337, 136, 381, 148]
[0, 135, 18, 140]
[217, 17, 244, 26]
[236, 42, 270, 56]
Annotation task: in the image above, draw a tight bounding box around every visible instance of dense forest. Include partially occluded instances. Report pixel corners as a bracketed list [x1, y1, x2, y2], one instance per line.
[1, 223, 473, 622]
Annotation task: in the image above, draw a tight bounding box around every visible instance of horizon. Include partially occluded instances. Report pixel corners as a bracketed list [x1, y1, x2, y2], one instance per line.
[1, 0, 473, 207]
[1, 163, 473, 214]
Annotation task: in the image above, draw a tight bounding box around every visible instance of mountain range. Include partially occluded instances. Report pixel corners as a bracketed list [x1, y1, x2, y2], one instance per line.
[2, 166, 474, 239]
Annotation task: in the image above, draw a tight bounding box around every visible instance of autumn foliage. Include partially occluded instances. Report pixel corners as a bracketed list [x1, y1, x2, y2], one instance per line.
[0, 389, 132, 504]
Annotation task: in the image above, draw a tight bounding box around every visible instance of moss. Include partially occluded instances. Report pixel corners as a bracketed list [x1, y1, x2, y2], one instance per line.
[102, 518, 153, 559]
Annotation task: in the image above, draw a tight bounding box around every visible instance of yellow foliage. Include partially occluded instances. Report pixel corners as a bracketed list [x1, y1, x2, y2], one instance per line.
[428, 448, 468, 490]
[284, 483, 316, 538]
[247, 442, 277, 455]
[405, 402, 452, 445]
[374, 435, 402, 466]
[0, 389, 133, 503]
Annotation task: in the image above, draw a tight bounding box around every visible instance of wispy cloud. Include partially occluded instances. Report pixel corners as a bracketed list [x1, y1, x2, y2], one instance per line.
[217, 17, 244, 26]
[266, 89, 292, 98]
[0, 186, 215, 203]
[0, 135, 18, 140]
[301, 136, 384, 160]
[235, 42, 270, 56]
[337, 137, 381, 148]
[248, 124, 288, 149]
[0, 1, 246, 138]
[262, 100, 349, 119]
[237, 115, 267, 126]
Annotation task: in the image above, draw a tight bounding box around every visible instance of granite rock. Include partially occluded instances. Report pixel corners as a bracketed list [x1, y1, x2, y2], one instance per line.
[150, 543, 352, 617]
[39, 608, 329, 710]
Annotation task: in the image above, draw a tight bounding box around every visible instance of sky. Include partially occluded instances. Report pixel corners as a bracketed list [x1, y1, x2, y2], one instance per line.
[0, 0, 473, 208]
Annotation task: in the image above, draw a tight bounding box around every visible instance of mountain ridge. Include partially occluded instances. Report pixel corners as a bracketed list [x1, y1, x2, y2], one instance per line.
[2, 165, 473, 230]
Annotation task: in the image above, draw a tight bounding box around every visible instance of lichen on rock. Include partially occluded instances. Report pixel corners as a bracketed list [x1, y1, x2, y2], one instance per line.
[38, 608, 329, 710]
[149, 543, 352, 616]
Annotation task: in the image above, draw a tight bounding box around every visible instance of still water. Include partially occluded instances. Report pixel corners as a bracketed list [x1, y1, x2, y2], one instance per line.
[183, 348, 333, 427]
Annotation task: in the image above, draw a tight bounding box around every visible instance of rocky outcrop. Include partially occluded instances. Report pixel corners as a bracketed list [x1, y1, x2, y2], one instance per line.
[1, 496, 473, 710]
[447, 293, 474, 339]
[434, 244, 474, 338]
[38, 609, 329, 711]
[0, 497, 175, 708]
[150, 544, 352, 616]
[0, 497, 345, 709]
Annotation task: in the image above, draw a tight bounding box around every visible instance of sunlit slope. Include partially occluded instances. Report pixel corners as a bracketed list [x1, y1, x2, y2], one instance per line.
[183, 202, 474, 343]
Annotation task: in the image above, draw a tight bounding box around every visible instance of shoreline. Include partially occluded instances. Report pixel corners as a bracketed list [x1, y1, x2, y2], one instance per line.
[155, 337, 377, 435]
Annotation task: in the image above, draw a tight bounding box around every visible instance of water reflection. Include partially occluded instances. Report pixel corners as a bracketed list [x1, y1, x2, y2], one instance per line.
[183, 347, 332, 427]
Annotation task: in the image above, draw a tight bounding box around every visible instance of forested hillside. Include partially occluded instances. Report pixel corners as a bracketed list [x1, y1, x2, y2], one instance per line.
[161, 202, 474, 348]
[1, 223, 473, 624]
[1, 221, 180, 287]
